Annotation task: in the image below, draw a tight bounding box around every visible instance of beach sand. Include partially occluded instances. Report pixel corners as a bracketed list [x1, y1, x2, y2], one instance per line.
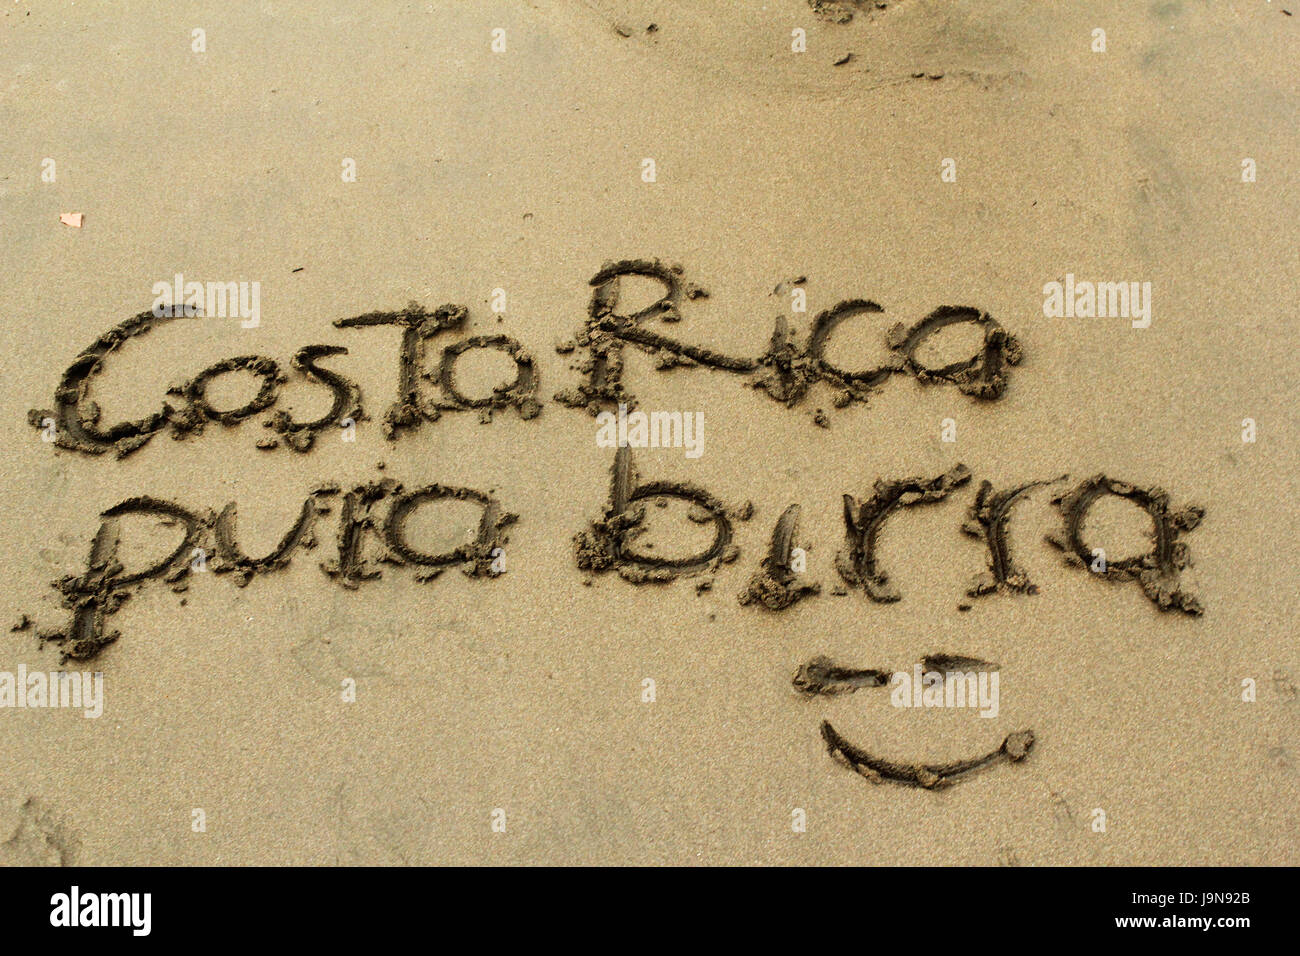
[0, 0, 1296, 864]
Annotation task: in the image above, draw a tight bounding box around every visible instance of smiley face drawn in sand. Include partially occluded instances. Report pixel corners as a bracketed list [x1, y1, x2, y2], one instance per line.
[793, 654, 1035, 789]
[787, 465, 1207, 788]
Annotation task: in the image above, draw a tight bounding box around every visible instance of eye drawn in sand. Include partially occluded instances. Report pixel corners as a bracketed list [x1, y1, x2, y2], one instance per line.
[792, 655, 890, 695]
[793, 654, 1033, 789]
[835, 464, 972, 601]
[1047, 474, 1205, 615]
[575, 446, 751, 584]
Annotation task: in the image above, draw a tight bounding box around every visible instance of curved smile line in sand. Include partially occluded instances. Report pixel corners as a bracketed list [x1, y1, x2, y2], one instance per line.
[820, 720, 1035, 790]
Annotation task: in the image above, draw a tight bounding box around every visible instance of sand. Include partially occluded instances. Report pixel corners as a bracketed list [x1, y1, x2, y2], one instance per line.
[0, 0, 1296, 865]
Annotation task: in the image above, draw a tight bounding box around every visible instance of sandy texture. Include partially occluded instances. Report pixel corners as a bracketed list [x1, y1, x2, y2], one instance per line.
[0, 0, 1297, 865]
